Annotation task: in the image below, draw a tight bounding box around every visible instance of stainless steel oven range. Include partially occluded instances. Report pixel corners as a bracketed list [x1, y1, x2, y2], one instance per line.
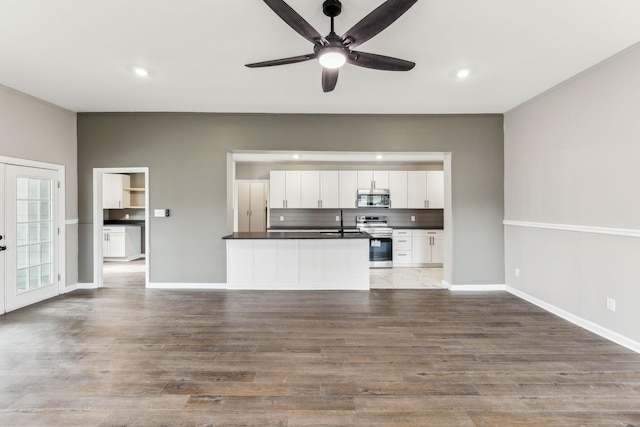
[356, 215, 393, 268]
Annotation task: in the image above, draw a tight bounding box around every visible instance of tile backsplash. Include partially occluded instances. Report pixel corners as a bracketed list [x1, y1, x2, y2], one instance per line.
[269, 208, 443, 229]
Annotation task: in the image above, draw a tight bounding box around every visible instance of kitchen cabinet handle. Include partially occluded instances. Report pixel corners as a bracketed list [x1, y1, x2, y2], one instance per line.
[427, 200, 430, 208]
[424, 200, 427, 208]
[397, 253, 407, 256]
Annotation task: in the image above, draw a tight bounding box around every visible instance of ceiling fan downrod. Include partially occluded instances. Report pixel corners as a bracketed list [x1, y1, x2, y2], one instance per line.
[323, 0, 341, 34]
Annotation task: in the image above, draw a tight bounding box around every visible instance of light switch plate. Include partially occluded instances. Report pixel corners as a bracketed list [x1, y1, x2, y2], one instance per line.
[280, 216, 284, 221]
[154, 209, 170, 217]
[411, 216, 416, 222]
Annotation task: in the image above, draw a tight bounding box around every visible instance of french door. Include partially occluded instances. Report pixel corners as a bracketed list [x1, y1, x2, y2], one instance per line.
[1, 163, 59, 313]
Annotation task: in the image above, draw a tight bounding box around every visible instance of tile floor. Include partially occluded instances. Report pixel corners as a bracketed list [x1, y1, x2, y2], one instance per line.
[103, 260, 445, 289]
[370, 267, 445, 289]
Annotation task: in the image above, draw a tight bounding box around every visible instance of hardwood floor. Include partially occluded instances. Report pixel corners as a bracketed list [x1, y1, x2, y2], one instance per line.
[1, 276, 639, 426]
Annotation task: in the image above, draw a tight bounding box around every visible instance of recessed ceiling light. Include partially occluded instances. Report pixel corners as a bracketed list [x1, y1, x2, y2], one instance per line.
[132, 66, 149, 77]
[376, 155, 383, 160]
[452, 67, 473, 79]
[292, 154, 300, 159]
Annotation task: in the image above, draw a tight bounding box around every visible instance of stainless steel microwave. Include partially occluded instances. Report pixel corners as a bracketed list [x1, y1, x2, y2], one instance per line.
[356, 189, 391, 208]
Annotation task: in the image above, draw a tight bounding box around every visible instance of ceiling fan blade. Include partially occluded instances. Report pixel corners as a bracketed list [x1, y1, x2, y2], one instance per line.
[263, 0, 324, 45]
[322, 68, 339, 93]
[342, 0, 418, 49]
[348, 51, 415, 71]
[245, 53, 316, 68]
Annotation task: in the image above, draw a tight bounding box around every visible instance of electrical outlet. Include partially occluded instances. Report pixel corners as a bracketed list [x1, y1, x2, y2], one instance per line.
[336, 216, 340, 221]
[515, 268, 520, 278]
[279, 216, 284, 222]
[606, 298, 616, 312]
[411, 216, 416, 222]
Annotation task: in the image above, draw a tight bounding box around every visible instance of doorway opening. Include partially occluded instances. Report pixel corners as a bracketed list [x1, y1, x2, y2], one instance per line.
[228, 151, 452, 288]
[93, 168, 149, 288]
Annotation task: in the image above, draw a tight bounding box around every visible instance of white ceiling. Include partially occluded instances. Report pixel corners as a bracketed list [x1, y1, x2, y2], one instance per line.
[1, 0, 639, 114]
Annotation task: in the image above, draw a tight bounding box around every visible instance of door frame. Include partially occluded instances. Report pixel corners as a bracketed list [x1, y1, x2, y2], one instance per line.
[93, 167, 149, 288]
[0, 155, 66, 312]
[233, 179, 269, 232]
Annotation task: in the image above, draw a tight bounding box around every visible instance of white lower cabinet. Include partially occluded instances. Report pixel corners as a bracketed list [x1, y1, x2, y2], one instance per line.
[392, 229, 413, 266]
[103, 226, 142, 261]
[393, 229, 443, 267]
[227, 238, 369, 289]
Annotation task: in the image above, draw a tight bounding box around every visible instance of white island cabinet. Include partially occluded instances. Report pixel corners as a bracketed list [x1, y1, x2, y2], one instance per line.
[225, 232, 370, 290]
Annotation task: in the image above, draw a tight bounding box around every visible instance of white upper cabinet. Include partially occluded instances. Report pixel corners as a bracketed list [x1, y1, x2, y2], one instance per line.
[271, 169, 442, 210]
[320, 171, 339, 208]
[373, 171, 389, 189]
[407, 171, 444, 209]
[285, 171, 302, 208]
[357, 171, 389, 189]
[407, 171, 427, 208]
[269, 171, 286, 208]
[269, 171, 302, 208]
[339, 171, 357, 208]
[301, 171, 320, 208]
[389, 171, 408, 209]
[103, 173, 130, 209]
[426, 171, 444, 209]
[299, 171, 339, 209]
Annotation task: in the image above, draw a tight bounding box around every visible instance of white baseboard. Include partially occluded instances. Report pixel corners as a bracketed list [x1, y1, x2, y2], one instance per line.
[77, 283, 98, 289]
[450, 284, 507, 291]
[148, 282, 227, 290]
[64, 284, 79, 293]
[507, 286, 640, 354]
[441, 280, 452, 289]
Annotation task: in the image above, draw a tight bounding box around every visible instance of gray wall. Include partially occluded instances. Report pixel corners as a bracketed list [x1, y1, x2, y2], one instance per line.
[0, 84, 78, 286]
[77, 113, 504, 285]
[504, 43, 640, 342]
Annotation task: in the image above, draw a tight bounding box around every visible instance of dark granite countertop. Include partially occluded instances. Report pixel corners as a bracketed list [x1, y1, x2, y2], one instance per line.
[223, 231, 371, 240]
[391, 226, 444, 230]
[104, 220, 145, 226]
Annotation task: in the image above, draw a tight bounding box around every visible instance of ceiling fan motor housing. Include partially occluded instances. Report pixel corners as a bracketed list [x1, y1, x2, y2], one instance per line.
[323, 0, 342, 18]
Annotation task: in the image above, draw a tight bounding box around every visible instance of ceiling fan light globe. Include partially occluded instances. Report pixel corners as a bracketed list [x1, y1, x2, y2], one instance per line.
[318, 50, 347, 69]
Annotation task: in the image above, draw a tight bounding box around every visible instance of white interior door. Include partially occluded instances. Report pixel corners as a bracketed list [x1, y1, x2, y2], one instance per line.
[237, 182, 251, 232]
[3, 164, 59, 312]
[249, 182, 266, 232]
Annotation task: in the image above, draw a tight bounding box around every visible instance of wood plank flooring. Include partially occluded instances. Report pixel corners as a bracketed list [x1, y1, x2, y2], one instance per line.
[1, 274, 640, 426]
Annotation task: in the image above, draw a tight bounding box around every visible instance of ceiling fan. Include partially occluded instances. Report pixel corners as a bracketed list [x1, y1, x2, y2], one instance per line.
[246, 0, 418, 92]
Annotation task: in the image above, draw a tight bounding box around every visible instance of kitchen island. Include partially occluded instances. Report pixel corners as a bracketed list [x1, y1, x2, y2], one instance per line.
[223, 231, 370, 290]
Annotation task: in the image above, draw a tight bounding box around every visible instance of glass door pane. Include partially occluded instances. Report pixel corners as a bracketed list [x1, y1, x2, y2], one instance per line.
[4, 164, 59, 312]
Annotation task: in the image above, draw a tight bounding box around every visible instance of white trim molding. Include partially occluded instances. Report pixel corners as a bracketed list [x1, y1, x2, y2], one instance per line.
[77, 283, 99, 289]
[504, 220, 640, 238]
[64, 284, 79, 293]
[450, 284, 507, 291]
[507, 286, 640, 354]
[148, 283, 227, 290]
[65, 219, 79, 225]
